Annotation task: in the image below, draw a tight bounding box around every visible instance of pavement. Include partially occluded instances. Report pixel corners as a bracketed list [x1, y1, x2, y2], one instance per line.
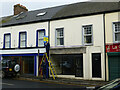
[14, 75, 109, 89]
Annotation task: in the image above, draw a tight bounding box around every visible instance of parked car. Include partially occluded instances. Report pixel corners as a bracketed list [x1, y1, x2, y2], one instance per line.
[86, 78, 120, 90]
[96, 78, 120, 90]
[2, 59, 20, 78]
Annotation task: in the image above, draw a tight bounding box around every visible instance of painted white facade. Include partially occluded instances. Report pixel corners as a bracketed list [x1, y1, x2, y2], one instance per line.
[0, 22, 48, 49]
[0, 21, 49, 76]
[105, 12, 120, 44]
[50, 14, 105, 80]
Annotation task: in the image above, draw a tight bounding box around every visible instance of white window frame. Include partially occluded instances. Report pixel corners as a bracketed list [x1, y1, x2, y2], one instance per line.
[113, 22, 120, 43]
[55, 28, 64, 46]
[82, 25, 93, 45]
[20, 32, 27, 48]
[4, 34, 11, 48]
[38, 30, 45, 47]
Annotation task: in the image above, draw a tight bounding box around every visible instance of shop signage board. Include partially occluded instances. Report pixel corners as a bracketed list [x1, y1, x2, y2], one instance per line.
[106, 43, 120, 52]
[43, 36, 48, 43]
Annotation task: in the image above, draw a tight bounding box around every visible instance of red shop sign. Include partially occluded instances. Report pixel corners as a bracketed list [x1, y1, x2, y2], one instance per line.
[106, 43, 120, 52]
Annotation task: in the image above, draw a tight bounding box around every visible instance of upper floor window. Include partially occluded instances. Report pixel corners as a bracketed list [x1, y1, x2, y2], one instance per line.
[19, 32, 27, 48]
[56, 28, 64, 46]
[3, 33, 11, 48]
[36, 29, 45, 47]
[83, 25, 93, 45]
[113, 22, 120, 43]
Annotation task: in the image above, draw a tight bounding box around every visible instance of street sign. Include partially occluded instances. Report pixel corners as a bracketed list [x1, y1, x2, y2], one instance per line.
[43, 36, 48, 43]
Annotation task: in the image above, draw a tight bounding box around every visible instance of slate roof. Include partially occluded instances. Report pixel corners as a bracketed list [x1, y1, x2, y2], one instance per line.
[52, 2, 120, 19]
[0, 2, 120, 27]
[0, 5, 64, 27]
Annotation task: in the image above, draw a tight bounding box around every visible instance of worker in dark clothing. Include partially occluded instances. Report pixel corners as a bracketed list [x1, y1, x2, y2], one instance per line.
[45, 41, 50, 58]
[41, 59, 47, 79]
[44, 41, 50, 78]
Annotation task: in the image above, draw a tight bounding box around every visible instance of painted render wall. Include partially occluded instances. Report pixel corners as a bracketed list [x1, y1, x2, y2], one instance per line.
[50, 14, 104, 48]
[105, 12, 120, 81]
[50, 14, 105, 80]
[105, 12, 119, 44]
[0, 22, 48, 49]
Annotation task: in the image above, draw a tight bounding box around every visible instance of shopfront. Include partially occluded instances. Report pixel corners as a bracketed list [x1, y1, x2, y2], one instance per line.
[106, 43, 120, 80]
[1, 48, 46, 77]
[2, 55, 35, 76]
[50, 54, 83, 77]
[50, 47, 85, 78]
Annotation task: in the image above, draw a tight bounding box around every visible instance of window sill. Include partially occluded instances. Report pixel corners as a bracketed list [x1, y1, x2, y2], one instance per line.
[84, 43, 93, 46]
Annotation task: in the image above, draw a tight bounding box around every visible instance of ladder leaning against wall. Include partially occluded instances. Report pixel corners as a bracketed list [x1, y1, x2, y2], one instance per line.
[39, 53, 57, 80]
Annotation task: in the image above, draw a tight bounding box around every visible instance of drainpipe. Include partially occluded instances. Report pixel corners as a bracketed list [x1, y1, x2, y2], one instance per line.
[103, 13, 107, 81]
[38, 49, 39, 76]
[48, 21, 50, 43]
[48, 21, 50, 77]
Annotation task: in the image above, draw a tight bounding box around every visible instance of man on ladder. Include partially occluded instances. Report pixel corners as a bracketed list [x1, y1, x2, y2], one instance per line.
[40, 37, 57, 80]
[41, 56, 47, 79]
[45, 41, 50, 58]
[44, 41, 50, 79]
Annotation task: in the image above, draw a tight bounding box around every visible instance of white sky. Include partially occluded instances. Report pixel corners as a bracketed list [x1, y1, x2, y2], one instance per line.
[0, 0, 119, 18]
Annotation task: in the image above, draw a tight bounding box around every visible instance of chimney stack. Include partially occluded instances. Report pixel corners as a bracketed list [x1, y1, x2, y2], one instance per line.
[14, 4, 28, 15]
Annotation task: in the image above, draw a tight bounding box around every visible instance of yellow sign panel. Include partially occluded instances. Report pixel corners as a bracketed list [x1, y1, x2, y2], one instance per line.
[43, 36, 48, 42]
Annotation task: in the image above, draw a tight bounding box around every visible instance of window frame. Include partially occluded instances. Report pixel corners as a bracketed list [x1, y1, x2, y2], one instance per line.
[3, 33, 11, 49]
[82, 25, 93, 46]
[113, 22, 120, 43]
[36, 29, 45, 47]
[55, 28, 64, 46]
[19, 31, 27, 48]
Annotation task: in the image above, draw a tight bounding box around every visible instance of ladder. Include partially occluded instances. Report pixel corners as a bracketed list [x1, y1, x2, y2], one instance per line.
[38, 54, 45, 76]
[39, 53, 57, 80]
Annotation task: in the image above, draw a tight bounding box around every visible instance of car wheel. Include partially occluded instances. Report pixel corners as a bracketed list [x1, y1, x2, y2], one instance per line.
[2, 71, 5, 78]
[14, 64, 20, 72]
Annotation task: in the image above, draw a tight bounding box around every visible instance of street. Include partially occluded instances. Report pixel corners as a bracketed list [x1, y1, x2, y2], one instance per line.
[1, 78, 86, 90]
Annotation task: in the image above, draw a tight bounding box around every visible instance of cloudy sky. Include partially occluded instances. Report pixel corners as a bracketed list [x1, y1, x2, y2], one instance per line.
[0, 0, 120, 18]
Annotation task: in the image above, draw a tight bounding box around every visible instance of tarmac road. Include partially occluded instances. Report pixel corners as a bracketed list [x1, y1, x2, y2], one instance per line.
[2, 78, 87, 90]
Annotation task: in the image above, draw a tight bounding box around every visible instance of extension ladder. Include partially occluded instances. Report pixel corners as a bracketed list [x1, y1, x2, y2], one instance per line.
[39, 53, 57, 80]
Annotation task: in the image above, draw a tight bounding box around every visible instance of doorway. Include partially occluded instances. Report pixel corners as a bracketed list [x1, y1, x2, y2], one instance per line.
[92, 53, 101, 78]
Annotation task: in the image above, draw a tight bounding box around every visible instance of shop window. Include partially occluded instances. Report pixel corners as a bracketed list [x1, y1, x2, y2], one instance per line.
[56, 28, 64, 46]
[113, 22, 120, 43]
[36, 29, 45, 47]
[50, 54, 83, 77]
[19, 32, 27, 48]
[83, 25, 93, 45]
[3, 33, 11, 48]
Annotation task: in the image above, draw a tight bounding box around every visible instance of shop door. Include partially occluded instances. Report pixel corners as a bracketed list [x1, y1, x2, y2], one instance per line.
[108, 56, 120, 80]
[22, 56, 34, 75]
[92, 53, 101, 78]
[75, 55, 83, 77]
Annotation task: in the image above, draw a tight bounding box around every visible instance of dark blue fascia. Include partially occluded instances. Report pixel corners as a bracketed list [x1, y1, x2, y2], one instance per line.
[36, 29, 45, 47]
[19, 31, 27, 48]
[3, 33, 11, 49]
